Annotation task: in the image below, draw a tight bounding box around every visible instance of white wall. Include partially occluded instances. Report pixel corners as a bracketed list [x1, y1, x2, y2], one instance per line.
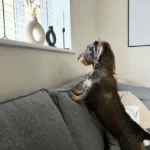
[0, 0, 97, 100]
[70, 0, 98, 58]
[97, 0, 150, 86]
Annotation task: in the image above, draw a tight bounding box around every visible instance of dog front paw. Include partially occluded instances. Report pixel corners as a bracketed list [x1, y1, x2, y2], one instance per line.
[68, 92, 75, 100]
[68, 92, 81, 102]
[72, 88, 83, 95]
[72, 88, 78, 95]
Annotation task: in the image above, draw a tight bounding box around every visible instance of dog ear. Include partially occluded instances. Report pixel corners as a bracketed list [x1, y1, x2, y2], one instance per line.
[94, 41, 99, 47]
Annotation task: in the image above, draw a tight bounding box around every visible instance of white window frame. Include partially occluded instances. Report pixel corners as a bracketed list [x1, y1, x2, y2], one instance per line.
[0, 0, 72, 51]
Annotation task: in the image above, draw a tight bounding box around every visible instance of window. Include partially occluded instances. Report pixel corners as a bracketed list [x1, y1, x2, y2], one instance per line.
[0, 0, 71, 49]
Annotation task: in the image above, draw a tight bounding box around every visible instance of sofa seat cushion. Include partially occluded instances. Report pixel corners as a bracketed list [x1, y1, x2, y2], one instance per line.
[48, 76, 105, 150]
[0, 89, 78, 150]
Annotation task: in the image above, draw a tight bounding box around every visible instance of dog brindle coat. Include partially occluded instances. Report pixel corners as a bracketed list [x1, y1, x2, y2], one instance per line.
[69, 41, 150, 150]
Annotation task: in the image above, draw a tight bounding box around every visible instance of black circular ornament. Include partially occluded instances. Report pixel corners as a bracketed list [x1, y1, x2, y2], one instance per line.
[46, 26, 56, 47]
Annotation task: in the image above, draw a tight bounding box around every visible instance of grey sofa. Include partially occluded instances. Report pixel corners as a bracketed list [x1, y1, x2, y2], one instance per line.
[0, 76, 149, 150]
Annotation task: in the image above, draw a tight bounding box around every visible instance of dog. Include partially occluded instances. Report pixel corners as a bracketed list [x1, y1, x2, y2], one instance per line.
[69, 41, 150, 150]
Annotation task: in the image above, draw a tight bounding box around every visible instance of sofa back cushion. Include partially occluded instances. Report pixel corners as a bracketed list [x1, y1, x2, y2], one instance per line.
[0, 89, 78, 150]
[118, 83, 150, 109]
[49, 76, 105, 150]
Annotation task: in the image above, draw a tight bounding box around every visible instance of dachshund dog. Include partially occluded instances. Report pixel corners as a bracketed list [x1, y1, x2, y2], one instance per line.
[69, 41, 150, 150]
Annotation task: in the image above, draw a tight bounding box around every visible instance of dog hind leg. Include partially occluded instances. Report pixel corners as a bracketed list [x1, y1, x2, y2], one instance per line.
[119, 138, 144, 150]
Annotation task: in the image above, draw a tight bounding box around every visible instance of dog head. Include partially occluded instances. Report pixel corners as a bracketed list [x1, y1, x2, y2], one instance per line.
[78, 40, 115, 74]
[78, 40, 100, 66]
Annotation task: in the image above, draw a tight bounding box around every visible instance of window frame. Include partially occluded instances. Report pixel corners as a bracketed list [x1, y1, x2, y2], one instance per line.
[0, 0, 72, 51]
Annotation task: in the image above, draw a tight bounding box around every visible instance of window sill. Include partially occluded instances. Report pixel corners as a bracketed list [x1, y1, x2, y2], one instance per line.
[0, 39, 76, 54]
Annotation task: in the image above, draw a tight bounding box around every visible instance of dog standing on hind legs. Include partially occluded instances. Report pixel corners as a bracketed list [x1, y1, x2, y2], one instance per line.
[69, 41, 150, 150]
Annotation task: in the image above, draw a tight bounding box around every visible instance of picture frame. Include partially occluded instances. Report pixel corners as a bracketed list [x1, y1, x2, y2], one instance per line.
[128, 0, 150, 47]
